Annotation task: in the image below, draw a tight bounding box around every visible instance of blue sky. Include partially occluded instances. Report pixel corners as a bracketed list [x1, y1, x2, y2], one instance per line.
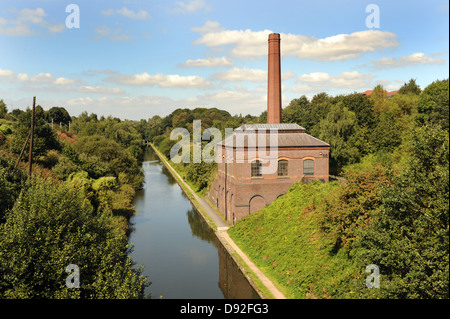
[0, 0, 448, 120]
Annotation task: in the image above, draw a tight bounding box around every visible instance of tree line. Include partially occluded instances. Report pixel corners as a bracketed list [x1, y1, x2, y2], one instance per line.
[0, 103, 149, 298]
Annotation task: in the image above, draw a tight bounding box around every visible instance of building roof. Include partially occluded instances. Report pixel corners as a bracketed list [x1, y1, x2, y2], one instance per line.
[219, 124, 329, 149]
[235, 123, 306, 132]
[360, 89, 399, 97]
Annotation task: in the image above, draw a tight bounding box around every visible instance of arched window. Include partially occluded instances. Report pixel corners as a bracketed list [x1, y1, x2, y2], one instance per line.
[303, 159, 314, 176]
[251, 160, 262, 177]
[278, 160, 288, 177]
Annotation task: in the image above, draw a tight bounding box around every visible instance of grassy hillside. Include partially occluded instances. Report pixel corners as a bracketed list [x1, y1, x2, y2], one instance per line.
[228, 180, 363, 299]
[228, 124, 448, 299]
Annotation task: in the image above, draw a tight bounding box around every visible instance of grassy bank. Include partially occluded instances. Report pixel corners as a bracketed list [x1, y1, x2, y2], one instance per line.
[228, 181, 361, 299]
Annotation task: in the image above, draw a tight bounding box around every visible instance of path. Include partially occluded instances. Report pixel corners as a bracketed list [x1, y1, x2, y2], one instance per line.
[150, 144, 286, 299]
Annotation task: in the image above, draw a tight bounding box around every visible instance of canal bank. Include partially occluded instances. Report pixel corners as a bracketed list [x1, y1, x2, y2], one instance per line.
[149, 144, 286, 299]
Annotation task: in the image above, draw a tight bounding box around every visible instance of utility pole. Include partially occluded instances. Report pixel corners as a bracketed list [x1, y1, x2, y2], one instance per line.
[28, 96, 35, 176]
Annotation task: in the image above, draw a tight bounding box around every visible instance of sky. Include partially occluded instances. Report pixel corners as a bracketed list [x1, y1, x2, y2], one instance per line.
[0, 0, 448, 120]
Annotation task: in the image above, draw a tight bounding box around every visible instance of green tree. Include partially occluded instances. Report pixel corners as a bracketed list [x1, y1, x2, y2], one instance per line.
[356, 125, 449, 298]
[9, 106, 61, 160]
[370, 112, 402, 153]
[398, 79, 421, 95]
[0, 100, 7, 119]
[52, 156, 79, 180]
[0, 156, 27, 223]
[0, 178, 149, 298]
[317, 103, 360, 174]
[417, 79, 449, 130]
[44, 106, 71, 127]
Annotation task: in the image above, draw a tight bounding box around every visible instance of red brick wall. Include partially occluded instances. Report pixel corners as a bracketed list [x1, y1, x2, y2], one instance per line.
[208, 145, 330, 224]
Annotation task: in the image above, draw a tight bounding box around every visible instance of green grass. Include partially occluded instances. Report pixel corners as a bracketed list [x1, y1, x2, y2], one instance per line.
[228, 181, 361, 299]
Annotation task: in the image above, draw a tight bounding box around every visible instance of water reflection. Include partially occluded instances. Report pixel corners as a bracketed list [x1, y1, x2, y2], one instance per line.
[129, 147, 259, 299]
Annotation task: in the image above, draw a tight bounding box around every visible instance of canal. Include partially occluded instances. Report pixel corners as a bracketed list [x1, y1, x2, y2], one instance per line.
[129, 147, 260, 299]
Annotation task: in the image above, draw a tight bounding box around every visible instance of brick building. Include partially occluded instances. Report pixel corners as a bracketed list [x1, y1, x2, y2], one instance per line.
[208, 33, 330, 224]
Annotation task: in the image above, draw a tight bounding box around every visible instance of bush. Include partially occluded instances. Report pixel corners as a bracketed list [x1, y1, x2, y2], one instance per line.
[52, 156, 79, 181]
[38, 150, 61, 168]
[0, 178, 149, 298]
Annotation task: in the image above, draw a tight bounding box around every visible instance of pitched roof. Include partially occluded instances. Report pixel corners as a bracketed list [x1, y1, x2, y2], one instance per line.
[219, 124, 329, 148]
[235, 123, 306, 132]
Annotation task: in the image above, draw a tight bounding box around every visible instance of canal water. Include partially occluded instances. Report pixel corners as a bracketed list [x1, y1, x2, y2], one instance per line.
[129, 147, 260, 299]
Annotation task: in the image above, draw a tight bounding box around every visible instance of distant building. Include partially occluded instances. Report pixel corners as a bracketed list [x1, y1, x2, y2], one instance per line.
[360, 89, 399, 98]
[208, 33, 330, 224]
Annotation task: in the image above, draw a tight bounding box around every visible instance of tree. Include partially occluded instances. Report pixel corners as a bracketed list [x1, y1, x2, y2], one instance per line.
[0, 178, 150, 298]
[398, 79, 421, 95]
[44, 106, 71, 127]
[0, 156, 27, 223]
[317, 103, 360, 174]
[370, 84, 389, 113]
[417, 79, 449, 130]
[370, 112, 402, 153]
[0, 100, 7, 119]
[356, 125, 449, 298]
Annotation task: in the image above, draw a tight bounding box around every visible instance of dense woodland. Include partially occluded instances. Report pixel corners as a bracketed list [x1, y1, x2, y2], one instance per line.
[0, 104, 149, 298]
[0, 78, 448, 298]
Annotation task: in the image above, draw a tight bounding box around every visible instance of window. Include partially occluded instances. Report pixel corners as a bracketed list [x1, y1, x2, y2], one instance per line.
[251, 160, 262, 177]
[278, 160, 288, 177]
[303, 159, 314, 176]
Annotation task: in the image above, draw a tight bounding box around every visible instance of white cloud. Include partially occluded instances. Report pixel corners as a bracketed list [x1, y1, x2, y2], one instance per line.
[54, 77, 78, 85]
[295, 71, 375, 94]
[94, 25, 111, 37]
[370, 52, 446, 69]
[105, 72, 211, 88]
[78, 85, 125, 94]
[17, 72, 54, 83]
[101, 9, 115, 16]
[213, 67, 267, 82]
[212, 67, 295, 83]
[101, 7, 150, 20]
[298, 72, 331, 82]
[16, 8, 46, 24]
[192, 23, 398, 61]
[116, 7, 150, 20]
[173, 0, 210, 13]
[12, 71, 81, 87]
[0, 69, 15, 79]
[94, 25, 136, 41]
[191, 21, 224, 35]
[0, 8, 64, 36]
[179, 56, 234, 68]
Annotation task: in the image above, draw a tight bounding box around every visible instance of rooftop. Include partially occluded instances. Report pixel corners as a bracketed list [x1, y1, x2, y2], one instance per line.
[235, 123, 306, 132]
[219, 124, 329, 149]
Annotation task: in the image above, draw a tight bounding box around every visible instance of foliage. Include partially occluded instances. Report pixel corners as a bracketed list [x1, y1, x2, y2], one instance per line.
[398, 79, 421, 95]
[73, 135, 144, 189]
[229, 181, 359, 299]
[52, 156, 79, 181]
[355, 125, 449, 298]
[0, 156, 27, 223]
[9, 106, 61, 160]
[317, 156, 387, 250]
[316, 103, 360, 173]
[184, 161, 217, 191]
[0, 100, 7, 119]
[0, 178, 149, 298]
[44, 106, 71, 127]
[417, 79, 449, 130]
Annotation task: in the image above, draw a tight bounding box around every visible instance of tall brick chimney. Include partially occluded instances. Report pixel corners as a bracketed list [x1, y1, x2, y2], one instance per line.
[267, 33, 282, 124]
